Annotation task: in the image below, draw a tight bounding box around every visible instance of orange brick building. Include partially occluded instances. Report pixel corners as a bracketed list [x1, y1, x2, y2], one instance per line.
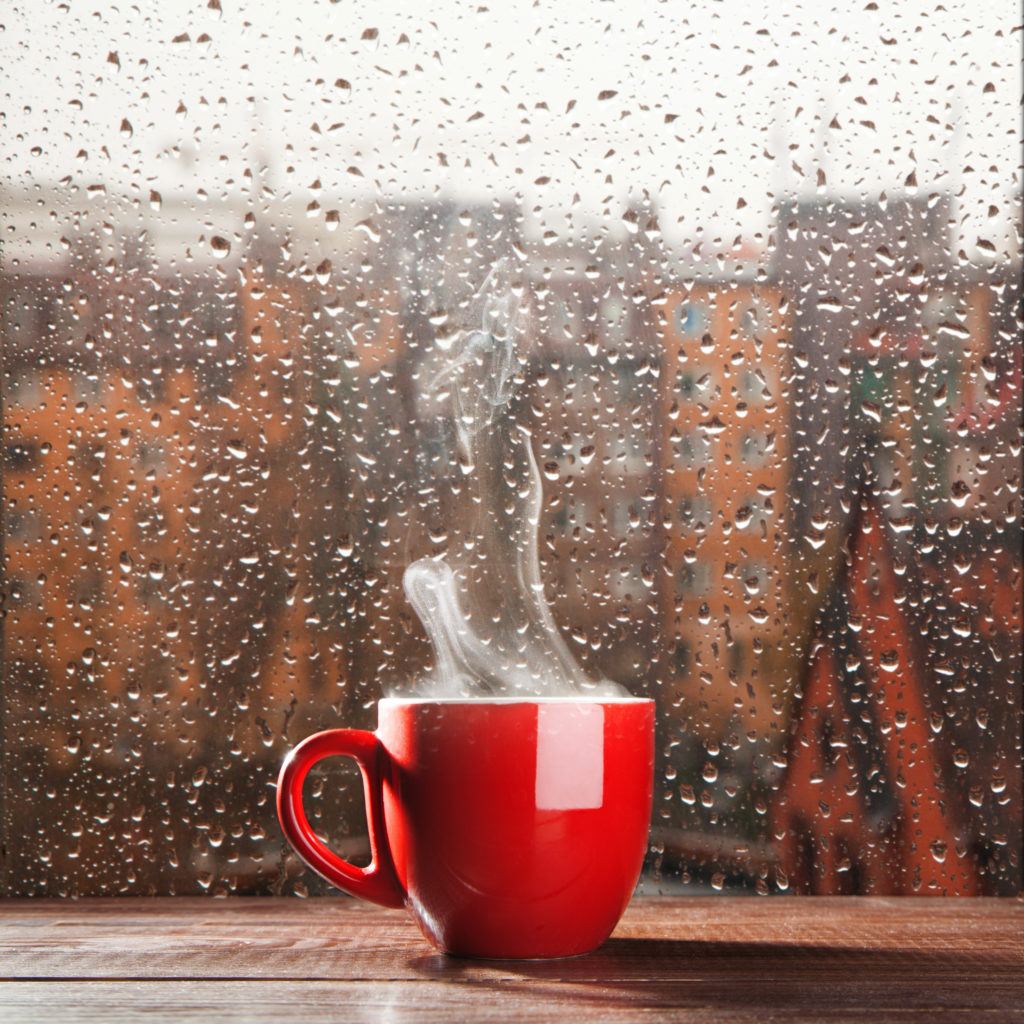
[655, 281, 793, 736]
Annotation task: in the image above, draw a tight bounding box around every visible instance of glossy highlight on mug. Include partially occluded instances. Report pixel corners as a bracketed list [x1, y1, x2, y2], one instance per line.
[277, 696, 655, 959]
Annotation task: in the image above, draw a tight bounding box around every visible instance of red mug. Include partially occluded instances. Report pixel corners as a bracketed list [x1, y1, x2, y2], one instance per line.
[277, 696, 655, 958]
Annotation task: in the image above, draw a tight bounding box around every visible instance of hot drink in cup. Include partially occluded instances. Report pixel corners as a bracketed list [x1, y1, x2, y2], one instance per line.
[277, 695, 654, 958]
[278, 263, 654, 957]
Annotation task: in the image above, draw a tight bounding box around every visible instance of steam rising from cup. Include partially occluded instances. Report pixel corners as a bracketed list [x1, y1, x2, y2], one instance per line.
[401, 259, 626, 698]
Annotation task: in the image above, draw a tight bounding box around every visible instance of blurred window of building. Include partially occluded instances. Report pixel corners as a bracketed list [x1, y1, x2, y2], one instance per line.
[678, 494, 713, 532]
[739, 367, 777, 405]
[676, 302, 710, 338]
[677, 429, 711, 466]
[739, 430, 771, 467]
[677, 562, 711, 599]
[677, 365, 715, 403]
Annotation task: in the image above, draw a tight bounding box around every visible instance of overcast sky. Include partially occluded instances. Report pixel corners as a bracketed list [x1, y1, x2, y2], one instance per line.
[3, 0, 1021, 262]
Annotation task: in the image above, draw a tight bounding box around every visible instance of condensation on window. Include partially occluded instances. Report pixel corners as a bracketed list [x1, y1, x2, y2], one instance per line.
[1, 0, 1020, 898]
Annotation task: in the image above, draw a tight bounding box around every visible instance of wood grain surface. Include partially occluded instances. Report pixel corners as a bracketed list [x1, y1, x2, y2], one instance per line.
[1, 897, 1021, 1022]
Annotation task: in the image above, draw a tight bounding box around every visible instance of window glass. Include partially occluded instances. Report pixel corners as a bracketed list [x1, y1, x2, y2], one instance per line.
[1, 0, 1020, 898]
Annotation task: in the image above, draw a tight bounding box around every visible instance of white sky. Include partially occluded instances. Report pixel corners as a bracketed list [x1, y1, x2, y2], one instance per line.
[2, 0, 1021, 262]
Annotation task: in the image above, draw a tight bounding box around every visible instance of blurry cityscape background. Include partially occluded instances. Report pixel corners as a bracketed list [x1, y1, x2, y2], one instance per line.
[1, 0, 1021, 897]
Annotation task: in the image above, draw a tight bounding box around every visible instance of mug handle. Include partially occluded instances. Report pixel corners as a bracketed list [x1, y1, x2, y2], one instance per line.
[276, 729, 405, 909]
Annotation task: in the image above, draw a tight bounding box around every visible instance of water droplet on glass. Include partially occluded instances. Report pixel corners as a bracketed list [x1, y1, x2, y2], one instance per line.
[879, 651, 900, 673]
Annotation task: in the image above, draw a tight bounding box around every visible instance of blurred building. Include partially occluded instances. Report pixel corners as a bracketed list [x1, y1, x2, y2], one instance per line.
[3, 260, 214, 773]
[772, 193, 954, 542]
[1, 185, 1019, 895]
[654, 280, 793, 738]
[768, 194, 1022, 895]
[0, 223, 348, 891]
[774, 493, 977, 895]
[520, 240, 662, 689]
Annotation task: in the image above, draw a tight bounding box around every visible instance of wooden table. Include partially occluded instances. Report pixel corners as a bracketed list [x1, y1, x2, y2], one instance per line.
[1, 897, 1021, 1022]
